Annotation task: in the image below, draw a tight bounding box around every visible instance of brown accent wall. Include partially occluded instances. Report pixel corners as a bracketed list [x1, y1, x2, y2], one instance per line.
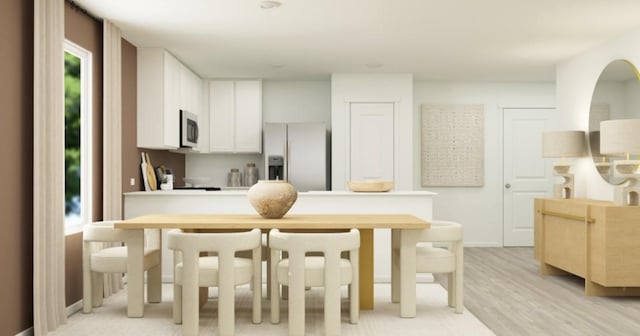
[64, 2, 103, 306]
[0, 2, 184, 331]
[65, 233, 83, 305]
[0, 0, 34, 334]
[121, 39, 185, 194]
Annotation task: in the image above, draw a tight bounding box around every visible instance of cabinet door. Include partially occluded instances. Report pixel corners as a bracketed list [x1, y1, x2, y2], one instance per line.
[180, 66, 203, 151]
[196, 80, 209, 153]
[209, 80, 235, 152]
[234, 80, 262, 153]
[162, 51, 181, 148]
[190, 72, 203, 151]
[179, 63, 191, 113]
[137, 48, 164, 149]
[186, 67, 202, 116]
[349, 102, 394, 181]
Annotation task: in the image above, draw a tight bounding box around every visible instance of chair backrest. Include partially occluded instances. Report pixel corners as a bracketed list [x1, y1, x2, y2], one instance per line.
[269, 229, 360, 255]
[417, 221, 462, 243]
[167, 228, 262, 255]
[83, 220, 131, 243]
[83, 220, 160, 248]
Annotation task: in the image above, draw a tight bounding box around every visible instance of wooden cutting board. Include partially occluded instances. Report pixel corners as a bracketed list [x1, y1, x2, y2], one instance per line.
[140, 152, 150, 191]
[145, 153, 157, 191]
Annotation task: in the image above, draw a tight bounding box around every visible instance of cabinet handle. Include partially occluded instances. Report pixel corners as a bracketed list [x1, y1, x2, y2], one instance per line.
[538, 210, 595, 224]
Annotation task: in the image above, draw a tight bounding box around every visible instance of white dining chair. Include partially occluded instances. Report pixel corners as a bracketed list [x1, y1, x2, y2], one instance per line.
[392, 220, 463, 316]
[269, 228, 360, 336]
[82, 220, 161, 313]
[167, 228, 262, 336]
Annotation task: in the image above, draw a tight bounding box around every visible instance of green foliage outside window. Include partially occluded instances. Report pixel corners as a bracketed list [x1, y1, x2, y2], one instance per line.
[65, 52, 81, 216]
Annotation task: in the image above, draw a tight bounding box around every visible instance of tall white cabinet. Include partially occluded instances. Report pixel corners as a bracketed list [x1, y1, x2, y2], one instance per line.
[330, 74, 413, 190]
[137, 48, 202, 150]
[208, 80, 262, 153]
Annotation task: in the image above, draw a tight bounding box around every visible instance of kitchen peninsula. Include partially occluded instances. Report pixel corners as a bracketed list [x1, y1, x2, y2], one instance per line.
[123, 190, 436, 285]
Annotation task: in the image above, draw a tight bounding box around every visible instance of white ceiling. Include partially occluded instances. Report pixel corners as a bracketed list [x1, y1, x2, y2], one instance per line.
[75, 0, 640, 81]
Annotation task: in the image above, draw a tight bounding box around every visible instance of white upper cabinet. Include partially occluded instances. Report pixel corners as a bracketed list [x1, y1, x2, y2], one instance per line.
[180, 63, 202, 117]
[137, 48, 202, 150]
[208, 80, 262, 153]
[179, 63, 203, 151]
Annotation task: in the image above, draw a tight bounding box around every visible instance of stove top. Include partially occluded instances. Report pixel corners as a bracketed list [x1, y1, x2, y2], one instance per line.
[173, 186, 221, 191]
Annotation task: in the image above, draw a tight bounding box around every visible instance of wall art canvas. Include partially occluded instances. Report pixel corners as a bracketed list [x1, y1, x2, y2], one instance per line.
[421, 104, 484, 187]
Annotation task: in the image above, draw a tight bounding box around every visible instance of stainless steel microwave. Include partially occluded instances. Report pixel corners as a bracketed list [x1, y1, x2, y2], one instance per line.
[180, 110, 198, 147]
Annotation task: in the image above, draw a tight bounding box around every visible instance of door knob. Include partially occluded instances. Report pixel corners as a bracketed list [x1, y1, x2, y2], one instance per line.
[505, 183, 511, 189]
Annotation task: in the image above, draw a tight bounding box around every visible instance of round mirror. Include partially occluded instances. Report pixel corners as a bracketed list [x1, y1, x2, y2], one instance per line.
[589, 59, 640, 184]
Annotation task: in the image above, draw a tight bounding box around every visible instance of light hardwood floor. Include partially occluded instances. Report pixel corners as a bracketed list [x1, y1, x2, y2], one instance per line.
[437, 247, 640, 336]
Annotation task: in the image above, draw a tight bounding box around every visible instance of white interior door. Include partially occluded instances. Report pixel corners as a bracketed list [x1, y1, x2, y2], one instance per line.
[349, 103, 394, 181]
[503, 108, 554, 246]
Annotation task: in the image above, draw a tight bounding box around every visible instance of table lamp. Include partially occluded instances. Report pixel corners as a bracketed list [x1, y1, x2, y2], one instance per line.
[542, 130, 587, 199]
[600, 119, 640, 206]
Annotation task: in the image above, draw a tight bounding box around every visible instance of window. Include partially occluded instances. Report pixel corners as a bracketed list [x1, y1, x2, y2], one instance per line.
[64, 40, 92, 235]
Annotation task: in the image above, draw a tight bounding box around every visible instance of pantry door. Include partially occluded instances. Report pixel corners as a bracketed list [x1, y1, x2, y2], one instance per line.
[503, 108, 554, 246]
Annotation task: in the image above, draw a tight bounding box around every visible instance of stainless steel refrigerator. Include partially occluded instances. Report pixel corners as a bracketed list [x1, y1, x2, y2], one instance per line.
[263, 122, 328, 192]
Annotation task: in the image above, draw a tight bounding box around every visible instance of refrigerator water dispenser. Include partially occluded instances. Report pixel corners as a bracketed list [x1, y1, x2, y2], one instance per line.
[268, 155, 284, 180]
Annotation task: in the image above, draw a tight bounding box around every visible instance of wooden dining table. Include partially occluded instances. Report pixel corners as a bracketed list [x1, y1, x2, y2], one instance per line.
[115, 213, 430, 318]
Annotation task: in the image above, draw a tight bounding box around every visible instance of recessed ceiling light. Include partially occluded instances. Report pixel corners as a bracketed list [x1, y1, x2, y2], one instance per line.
[270, 63, 286, 69]
[365, 63, 384, 69]
[261, 1, 282, 9]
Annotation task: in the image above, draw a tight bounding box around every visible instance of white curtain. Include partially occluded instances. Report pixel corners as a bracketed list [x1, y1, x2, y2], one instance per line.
[33, 0, 66, 334]
[102, 20, 124, 295]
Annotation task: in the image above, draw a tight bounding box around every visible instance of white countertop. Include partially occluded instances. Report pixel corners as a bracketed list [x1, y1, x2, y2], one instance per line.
[123, 190, 437, 197]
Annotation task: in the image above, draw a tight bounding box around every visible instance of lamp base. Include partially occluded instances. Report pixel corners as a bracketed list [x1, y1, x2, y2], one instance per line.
[612, 160, 640, 206]
[552, 170, 574, 199]
[613, 180, 640, 206]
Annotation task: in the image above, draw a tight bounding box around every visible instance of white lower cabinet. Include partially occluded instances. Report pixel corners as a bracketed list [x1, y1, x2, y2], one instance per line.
[209, 80, 262, 153]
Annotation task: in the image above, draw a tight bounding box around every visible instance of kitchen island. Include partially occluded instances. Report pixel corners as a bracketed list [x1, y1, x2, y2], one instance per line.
[123, 190, 436, 287]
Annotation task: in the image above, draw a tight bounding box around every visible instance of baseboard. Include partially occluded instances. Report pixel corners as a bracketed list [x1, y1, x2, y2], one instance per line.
[16, 327, 33, 336]
[15, 300, 83, 336]
[66, 299, 83, 316]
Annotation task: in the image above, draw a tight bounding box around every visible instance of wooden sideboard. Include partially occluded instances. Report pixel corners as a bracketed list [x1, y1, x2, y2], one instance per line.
[534, 198, 640, 296]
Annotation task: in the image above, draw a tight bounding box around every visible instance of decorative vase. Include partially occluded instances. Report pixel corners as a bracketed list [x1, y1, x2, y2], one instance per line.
[247, 180, 298, 219]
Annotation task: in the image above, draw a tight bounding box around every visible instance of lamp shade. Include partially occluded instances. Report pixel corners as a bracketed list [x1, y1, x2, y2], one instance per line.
[542, 131, 587, 158]
[589, 131, 602, 157]
[600, 119, 640, 156]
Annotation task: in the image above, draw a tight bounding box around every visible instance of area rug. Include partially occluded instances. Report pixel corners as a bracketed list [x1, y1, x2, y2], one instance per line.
[52, 284, 494, 335]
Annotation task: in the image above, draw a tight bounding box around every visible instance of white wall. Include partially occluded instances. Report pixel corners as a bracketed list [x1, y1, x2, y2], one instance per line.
[262, 80, 331, 126]
[556, 27, 640, 200]
[331, 73, 414, 190]
[186, 80, 331, 186]
[413, 81, 555, 246]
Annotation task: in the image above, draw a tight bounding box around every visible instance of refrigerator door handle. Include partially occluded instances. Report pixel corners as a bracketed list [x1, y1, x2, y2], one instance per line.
[285, 141, 290, 181]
